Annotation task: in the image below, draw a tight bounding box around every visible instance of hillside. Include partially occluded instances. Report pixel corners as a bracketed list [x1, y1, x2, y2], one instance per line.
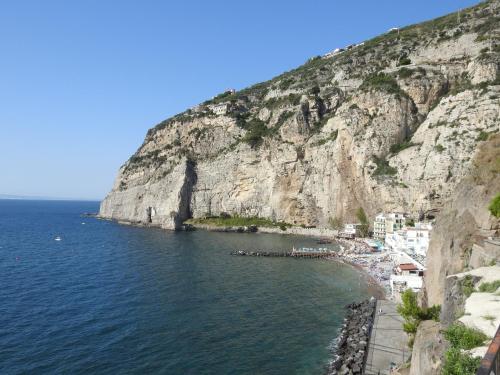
[100, 0, 499, 230]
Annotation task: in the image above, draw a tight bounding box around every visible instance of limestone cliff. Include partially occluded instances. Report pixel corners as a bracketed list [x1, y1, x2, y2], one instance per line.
[409, 134, 499, 374]
[100, 0, 499, 229]
[424, 134, 500, 308]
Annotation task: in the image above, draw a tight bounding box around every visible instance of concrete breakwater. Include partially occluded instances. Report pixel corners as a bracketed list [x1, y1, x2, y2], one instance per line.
[327, 299, 376, 375]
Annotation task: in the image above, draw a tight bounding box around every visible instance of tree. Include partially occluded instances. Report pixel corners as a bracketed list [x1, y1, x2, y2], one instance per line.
[398, 289, 420, 321]
[355, 207, 369, 237]
[329, 216, 343, 230]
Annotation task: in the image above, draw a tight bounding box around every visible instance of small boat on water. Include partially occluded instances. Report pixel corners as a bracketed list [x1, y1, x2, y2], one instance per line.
[54, 236, 62, 241]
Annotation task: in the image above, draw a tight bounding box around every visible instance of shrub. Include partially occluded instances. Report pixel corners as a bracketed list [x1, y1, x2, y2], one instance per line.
[329, 216, 343, 230]
[442, 348, 481, 375]
[435, 144, 445, 153]
[403, 320, 419, 334]
[315, 130, 338, 146]
[279, 77, 295, 90]
[241, 118, 269, 148]
[390, 141, 418, 154]
[461, 275, 476, 297]
[444, 323, 488, 350]
[488, 193, 500, 218]
[274, 111, 294, 129]
[397, 67, 413, 79]
[478, 280, 500, 293]
[185, 215, 292, 229]
[476, 131, 490, 141]
[361, 72, 403, 95]
[397, 57, 412, 66]
[310, 85, 320, 96]
[232, 112, 251, 129]
[424, 305, 441, 321]
[397, 289, 441, 339]
[372, 156, 397, 176]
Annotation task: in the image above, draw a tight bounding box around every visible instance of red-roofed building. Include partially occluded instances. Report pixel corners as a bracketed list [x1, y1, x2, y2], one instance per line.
[397, 263, 423, 276]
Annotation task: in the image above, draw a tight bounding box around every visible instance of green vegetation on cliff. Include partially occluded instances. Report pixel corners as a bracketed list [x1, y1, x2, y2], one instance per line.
[444, 323, 488, 349]
[488, 193, 500, 218]
[442, 348, 482, 375]
[442, 323, 488, 375]
[397, 289, 440, 346]
[185, 215, 291, 230]
[355, 207, 369, 237]
[478, 279, 500, 292]
[360, 72, 403, 96]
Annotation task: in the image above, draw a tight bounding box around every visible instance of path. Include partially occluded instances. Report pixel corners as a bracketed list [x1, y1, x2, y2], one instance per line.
[364, 300, 410, 375]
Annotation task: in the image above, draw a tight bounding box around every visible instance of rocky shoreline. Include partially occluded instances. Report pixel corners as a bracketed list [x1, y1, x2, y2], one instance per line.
[326, 299, 376, 375]
[183, 222, 339, 237]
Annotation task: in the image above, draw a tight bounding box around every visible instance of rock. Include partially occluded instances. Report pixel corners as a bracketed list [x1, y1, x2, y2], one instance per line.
[409, 320, 447, 375]
[424, 135, 500, 307]
[468, 58, 499, 85]
[327, 299, 375, 374]
[413, 136, 500, 372]
[99, 1, 500, 229]
[99, 158, 196, 230]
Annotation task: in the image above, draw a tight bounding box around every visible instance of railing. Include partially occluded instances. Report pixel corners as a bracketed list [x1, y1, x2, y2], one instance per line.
[477, 324, 500, 375]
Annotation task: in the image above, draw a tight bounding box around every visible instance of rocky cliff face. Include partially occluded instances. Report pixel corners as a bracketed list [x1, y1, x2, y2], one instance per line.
[409, 134, 499, 374]
[424, 133, 500, 308]
[100, 0, 499, 229]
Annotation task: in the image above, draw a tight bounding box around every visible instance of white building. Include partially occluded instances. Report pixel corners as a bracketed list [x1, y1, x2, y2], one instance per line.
[374, 212, 406, 240]
[385, 221, 432, 257]
[406, 223, 432, 256]
[396, 263, 422, 275]
[323, 48, 345, 58]
[343, 223, 363, 237]
[374, 213, 386, 240]
[209, 103, 230, 116]
[390, 274, 423, 302]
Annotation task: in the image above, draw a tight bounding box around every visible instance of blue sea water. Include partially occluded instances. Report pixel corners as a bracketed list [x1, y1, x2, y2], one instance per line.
[0, 200, 373, 375]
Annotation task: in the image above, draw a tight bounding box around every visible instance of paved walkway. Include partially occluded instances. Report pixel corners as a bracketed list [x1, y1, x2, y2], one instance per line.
[364, 300, 410, 375]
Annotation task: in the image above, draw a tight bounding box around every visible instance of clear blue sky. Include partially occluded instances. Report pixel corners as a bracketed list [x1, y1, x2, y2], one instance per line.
[0, 0, 480, 200]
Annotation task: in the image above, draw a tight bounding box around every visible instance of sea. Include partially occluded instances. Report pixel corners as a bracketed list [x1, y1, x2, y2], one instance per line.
[0, 200, 374, 374]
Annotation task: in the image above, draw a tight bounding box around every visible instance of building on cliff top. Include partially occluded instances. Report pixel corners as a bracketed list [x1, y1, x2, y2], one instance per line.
[208, 103, 230, 116]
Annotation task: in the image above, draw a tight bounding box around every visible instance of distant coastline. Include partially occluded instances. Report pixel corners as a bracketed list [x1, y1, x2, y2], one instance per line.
[0, 194, 100, 201]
